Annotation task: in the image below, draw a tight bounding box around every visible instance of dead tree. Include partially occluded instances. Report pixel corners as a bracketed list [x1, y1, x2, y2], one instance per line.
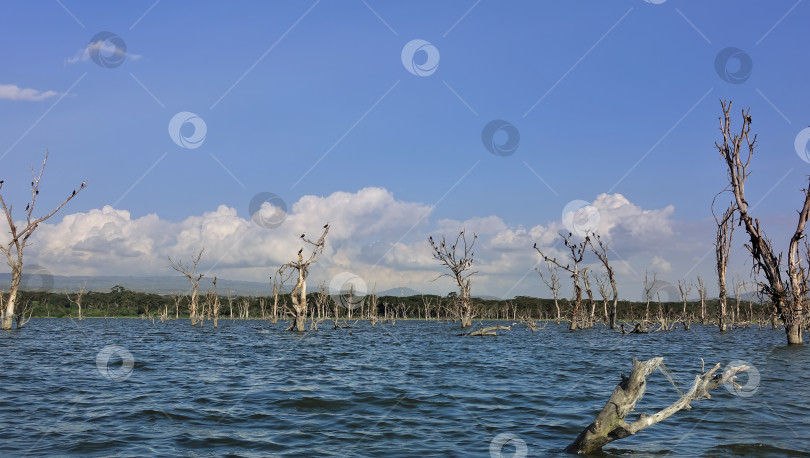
[168, 248, 204, 326]
[271, 273, 286, 324]
[66, 281, 87, 321]
[714, 202, 735, 332]
[588, 234, 619, 328]
[171, 292, 183, 320]
[211, 277, 221, 327]
[420, 294, 433, 322]
[368, 288, 379, 326]
[0, 152, 85, 329]
[582, 269, 596, 328]
[677, 279, 693, 318]
[278, 224, 330, 331]
[594, 273, 611, 323]
[537, 260, 562, 323]
[716, 100, 810, 344]
[429, 230, 477, 328]
[238, 297, 250, 319]
[643, 271, 656, 323]
[696, 275, 707, 324]
[565, 358, 751, 454]
[226, 288, 234, 319]
[534, 233, 589, 330]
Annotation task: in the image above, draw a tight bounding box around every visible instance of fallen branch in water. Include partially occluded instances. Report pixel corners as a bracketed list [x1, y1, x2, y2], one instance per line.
[565, 357, 750, 454]
[462, 325, 511, 336]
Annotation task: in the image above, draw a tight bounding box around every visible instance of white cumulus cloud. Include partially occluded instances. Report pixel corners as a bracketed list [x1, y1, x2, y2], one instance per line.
[0, 83, 58, 101]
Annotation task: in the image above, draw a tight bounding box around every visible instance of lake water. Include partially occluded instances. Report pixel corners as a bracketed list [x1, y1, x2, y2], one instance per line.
[1, 319, 808, 457]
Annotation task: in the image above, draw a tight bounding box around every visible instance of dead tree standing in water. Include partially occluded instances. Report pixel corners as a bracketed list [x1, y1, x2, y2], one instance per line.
[594, 273, 611, 324]
[66, 281, 87, 321]
[0, 152, 85, 330]
[588, 234, 619, 329]
[713, 202, 735, 332]
[278, 224, 330, 332]
[715, 100, 810, 344]
[696, 275, 707, 324]
[643, 271, 656, 324]
[211, 277, 221, 328]
[536, 260, 562, 323]
[535, 233, 589, 330]
[168, 248, 204, 327]
[677, 279, 693, 319]
[429, 230, 477, 328]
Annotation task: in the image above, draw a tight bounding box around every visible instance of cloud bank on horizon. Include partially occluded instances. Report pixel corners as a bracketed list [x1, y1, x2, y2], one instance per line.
[4, 186, 725, 299]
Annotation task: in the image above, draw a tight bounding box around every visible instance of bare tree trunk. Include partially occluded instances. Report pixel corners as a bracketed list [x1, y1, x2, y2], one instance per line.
[537, 261, 562, 323]
[583, 269, 595, 328]
[429, 230, 478, 329]
[534, 233, 588, 330]
[677, 279, 693, 323]
[714, 204, 734, 332]
[697, 275, 707, 324]
[643, 271, 656, 324]
[169, 249, 204, 327]
[715, 100, 810, 344]
[588, 234, 618, 328]
[0, 152, 85, 330]
[279, 224, 330, 332]
[566, 358, 750, 454]
[212, 277, 221, 328]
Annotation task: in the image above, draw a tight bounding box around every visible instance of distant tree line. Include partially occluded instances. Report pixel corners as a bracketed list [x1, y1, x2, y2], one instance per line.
[19, 285, 773, 326]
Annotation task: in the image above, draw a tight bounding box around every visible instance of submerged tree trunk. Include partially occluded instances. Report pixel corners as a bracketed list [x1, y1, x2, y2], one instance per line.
[1, 272, 20, 330]
[565, 358, 750, 454]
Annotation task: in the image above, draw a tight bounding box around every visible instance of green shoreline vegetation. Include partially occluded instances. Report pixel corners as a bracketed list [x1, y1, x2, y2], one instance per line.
[17, 285, 772, 324]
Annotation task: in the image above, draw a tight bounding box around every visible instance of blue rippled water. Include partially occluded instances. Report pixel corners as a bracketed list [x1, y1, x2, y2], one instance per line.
[1, 319, 808, 456]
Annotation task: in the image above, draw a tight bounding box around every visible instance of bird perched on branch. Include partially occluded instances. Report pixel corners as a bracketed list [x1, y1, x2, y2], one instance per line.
[300, 233, 305, 239]
[298, 248, 303, 255]
[323, 223, 329, 228]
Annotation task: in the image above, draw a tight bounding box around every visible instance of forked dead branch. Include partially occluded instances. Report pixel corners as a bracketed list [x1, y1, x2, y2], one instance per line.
[715, 100, 810, 344]
[277, 223, 330, 332]
[0, 151, 85, 330]
[565, 357, 750, 454]
[429, 229, 477, 328]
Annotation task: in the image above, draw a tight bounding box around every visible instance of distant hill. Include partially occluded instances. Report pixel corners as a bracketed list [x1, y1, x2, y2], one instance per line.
[0, 273, 270, 296]
[0, 274, 437, 298]
[378, 286, 423, 297]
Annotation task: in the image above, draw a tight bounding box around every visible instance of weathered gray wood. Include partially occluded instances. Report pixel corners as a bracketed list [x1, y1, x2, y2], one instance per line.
[565, 357, 749, 454]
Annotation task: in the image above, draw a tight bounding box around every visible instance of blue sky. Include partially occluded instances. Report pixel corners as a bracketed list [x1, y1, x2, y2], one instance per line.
[1, 0, 808, 299]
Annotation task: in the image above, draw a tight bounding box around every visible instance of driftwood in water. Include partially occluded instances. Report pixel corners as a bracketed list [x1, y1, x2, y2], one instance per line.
[618, 322, 649, 334]
[565, 357, 750, 454]
[463, 325, 511, 336]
